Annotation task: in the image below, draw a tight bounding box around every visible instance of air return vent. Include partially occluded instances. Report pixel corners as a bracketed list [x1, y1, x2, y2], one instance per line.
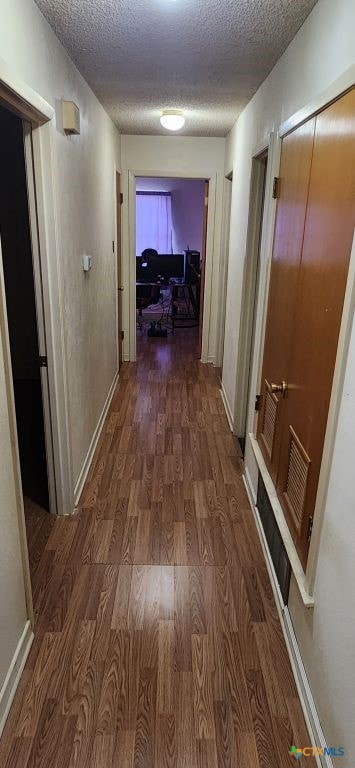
[283, 427, 311, 532]
[261, 382, 278, 458]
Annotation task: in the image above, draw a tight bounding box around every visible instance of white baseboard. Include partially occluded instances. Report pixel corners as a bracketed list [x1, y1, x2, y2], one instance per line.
[219, 382, 234, 432]
[283, 609, 334, 768]
[74, 370, 119, 506]
[207, 355, 216, 365]
[0, 621, 33, 737]
[243, 470, 332, 768]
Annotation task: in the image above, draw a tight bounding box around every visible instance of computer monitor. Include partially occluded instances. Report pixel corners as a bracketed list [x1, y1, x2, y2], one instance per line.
[136, 253, 185, 282]
[136, 256, 154, 281]
[148, 254, 185, 281]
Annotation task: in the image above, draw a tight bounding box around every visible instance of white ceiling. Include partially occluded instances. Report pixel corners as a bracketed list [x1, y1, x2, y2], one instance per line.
[35, 0, 318, 137]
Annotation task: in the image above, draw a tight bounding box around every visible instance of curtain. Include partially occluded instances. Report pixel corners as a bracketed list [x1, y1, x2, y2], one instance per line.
[136, 193, 172, 255]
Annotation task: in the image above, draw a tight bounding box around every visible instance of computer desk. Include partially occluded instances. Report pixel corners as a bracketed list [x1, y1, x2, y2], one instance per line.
[170, 282, 199, 330]
[136, 280, 200, 332]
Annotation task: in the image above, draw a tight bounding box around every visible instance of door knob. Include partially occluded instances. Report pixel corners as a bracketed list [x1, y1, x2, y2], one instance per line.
[118, 286, 124, 291]
[270, 380, 287, 397]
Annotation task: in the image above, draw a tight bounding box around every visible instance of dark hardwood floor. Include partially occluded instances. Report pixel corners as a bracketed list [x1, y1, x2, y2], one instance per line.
[0, 329, 314, 767]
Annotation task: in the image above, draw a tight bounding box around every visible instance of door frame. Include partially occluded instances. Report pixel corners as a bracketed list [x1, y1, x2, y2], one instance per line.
[0, 62, 73, 617]
[197, 180, 209, 359]
[216, 172, 233, 369]
[115, 171, 123, 368]
[242, 132, 282, 453]
[22, 121, 57, 515]
[246, 67, 355, 592]
[0, 238, 34, 624]
[233, 151, 268, 451]
[126, 169, 217, 363]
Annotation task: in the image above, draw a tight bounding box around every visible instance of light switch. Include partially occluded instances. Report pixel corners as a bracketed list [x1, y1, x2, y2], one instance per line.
[82, 254, 93, 272]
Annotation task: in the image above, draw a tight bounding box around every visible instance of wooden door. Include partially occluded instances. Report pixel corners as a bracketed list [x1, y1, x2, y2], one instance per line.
[258, 88, 355, 568]
[198, 180, 209, 359]
[116, 172, 123, 368]
[277, 88, 355, 567]
[257, 119, 315, 482]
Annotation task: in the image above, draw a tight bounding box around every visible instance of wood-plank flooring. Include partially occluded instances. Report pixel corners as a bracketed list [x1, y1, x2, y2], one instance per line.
[0, 329, 314, 767]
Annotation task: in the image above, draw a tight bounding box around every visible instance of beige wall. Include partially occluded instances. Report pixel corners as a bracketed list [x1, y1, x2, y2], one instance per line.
[0, 0, 120, 707]
[0, 293, 28, 694]
[222, 0, 355, 757]
[170, 180, 205, 255]
[0, 0, 121, 486]
[121, 135, 226, 364]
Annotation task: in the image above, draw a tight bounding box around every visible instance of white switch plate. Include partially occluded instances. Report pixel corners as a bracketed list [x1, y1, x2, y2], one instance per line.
[82, 254, 93, 272]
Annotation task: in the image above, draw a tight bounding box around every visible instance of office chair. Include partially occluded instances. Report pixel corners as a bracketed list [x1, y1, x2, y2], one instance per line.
[141, 248, 158, 261]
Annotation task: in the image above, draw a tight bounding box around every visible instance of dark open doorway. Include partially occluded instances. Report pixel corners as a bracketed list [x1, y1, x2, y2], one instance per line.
[0, 103, 49, 511]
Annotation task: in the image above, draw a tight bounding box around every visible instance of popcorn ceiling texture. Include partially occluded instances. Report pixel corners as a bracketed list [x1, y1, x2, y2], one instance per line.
[34, 0, 317, 136]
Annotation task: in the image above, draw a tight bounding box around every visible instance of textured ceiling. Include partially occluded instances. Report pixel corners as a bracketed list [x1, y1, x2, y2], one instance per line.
[35, 0, 318, 136]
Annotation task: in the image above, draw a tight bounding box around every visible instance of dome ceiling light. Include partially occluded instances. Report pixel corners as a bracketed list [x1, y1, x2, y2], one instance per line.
[160, 110, 185, 131]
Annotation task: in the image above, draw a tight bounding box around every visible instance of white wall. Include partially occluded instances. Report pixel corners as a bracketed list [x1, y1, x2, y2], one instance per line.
[0, 310, 28, 696]
[121, 135, 225, 364]
[222, 0, 355, 757]
[0, 0, 120, 706]
[170, 180, 205, 254]
[0, 0, 121, 486]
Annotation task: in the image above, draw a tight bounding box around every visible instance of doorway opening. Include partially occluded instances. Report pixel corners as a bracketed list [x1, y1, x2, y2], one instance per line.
[135, 176, 208, 358]
[0, 104, 55, 540]
[235, 152, 268, 454]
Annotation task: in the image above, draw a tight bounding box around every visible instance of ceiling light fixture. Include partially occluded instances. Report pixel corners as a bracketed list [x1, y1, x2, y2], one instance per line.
[160, 109, 185, 131]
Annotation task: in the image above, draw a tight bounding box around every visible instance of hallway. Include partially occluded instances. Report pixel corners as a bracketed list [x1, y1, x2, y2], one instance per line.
[0, 331, 312, 767]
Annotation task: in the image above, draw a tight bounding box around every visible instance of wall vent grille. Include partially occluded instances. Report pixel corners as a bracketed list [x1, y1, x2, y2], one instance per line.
[284, 427, 311, 531]
[261, 383, 278, 458]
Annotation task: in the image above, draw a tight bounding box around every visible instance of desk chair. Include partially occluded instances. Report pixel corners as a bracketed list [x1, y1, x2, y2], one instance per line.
[136, 283, 161, 329]
[141, 248, 158, 261]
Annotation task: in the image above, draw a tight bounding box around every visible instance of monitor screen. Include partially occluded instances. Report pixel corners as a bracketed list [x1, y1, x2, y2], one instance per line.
[136, 257, 154, 281]
[148, 254, 185, 280]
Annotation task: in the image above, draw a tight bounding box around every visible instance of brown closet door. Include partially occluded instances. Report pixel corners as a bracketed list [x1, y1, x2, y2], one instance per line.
[277, 88, 355, 568]
[257, 119, 315, 482]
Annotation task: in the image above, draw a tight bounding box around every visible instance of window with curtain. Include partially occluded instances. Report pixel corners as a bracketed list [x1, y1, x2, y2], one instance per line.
[136, 192, 172, 255]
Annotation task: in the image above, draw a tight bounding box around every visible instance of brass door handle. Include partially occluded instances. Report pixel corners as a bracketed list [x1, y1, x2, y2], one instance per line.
[270, 380, 287, 397]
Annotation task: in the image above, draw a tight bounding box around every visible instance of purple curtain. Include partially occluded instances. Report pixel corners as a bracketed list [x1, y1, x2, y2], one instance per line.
[136, 193, 172, 255]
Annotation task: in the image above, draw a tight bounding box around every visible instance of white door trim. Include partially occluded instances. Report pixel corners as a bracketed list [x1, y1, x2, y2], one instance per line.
[233, 151, 267, 440]
[31, 121, 73, 514]
[215, 175, 232, 368]
[23, 122, 57, 515]
[0, 61, 73, 526]
[0, 238, 34, 626]
[241, 131, 282, 443]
